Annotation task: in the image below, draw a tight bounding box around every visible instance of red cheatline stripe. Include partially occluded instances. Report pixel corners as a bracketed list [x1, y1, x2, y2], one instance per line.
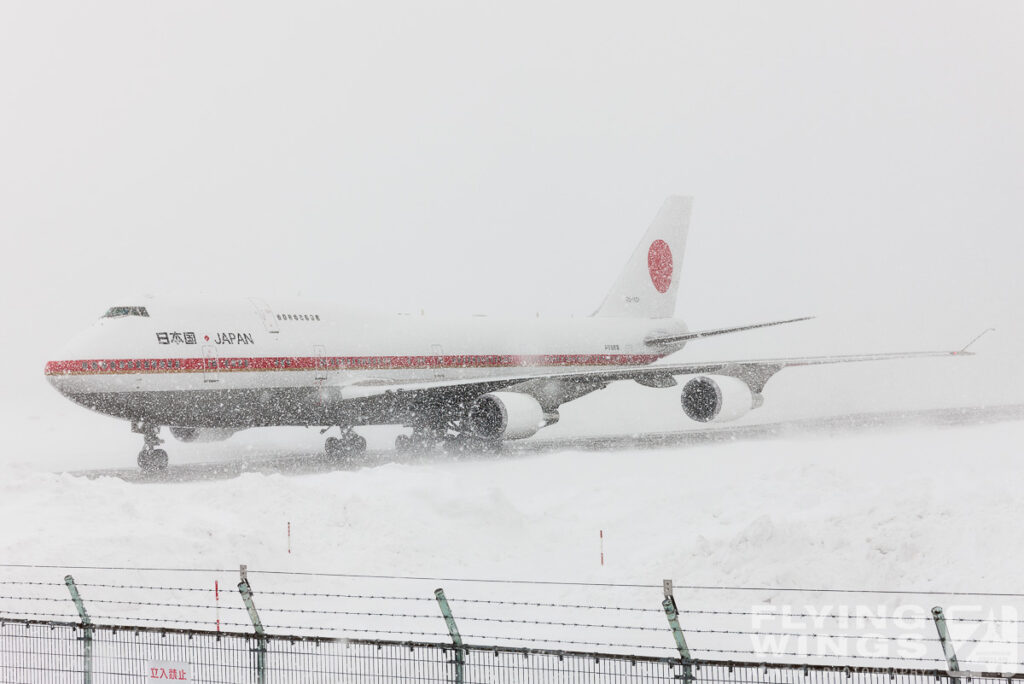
[44, 354, 664, 376]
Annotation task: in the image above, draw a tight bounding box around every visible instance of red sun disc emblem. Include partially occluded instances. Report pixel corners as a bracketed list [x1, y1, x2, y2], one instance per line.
[647, 240, 673, 293]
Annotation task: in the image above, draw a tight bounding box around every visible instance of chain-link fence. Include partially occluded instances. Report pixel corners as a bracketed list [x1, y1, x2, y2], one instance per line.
[0, 618, 684, 683]
[3, 617, 1024, 684]
[4, 566, 1024, 683]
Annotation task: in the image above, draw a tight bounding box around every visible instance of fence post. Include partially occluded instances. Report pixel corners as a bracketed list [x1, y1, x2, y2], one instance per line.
[434, 588, 465, 684]
[64, 575, 92, 684]
[238, 578, 267, 684]
[661, 579, 694, 681]
[931, 606, 961, 673]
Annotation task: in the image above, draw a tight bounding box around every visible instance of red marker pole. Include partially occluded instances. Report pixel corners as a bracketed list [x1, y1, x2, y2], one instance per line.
[600, 530, 604, 566]
[215, 580, 220, 632]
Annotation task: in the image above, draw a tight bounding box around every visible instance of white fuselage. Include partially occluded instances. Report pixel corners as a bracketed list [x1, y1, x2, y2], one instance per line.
[45, 298, 688, 428]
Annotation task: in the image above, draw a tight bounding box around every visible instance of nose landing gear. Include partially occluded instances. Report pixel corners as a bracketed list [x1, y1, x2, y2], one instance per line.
[133, 421, 169, 472]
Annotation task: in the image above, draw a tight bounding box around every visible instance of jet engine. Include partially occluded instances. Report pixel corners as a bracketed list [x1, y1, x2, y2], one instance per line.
[169, 427, 238, 443]
[468, 392, 555, 441]
[680, 376, 762, 423]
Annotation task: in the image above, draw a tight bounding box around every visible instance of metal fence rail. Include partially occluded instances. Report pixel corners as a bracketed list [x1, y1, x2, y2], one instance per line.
[2, 617, 1024, 684]
[0, 618, 682, 683]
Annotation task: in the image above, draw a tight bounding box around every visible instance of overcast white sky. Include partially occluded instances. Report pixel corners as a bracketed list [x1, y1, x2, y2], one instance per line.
[1, 1, 1021, 430]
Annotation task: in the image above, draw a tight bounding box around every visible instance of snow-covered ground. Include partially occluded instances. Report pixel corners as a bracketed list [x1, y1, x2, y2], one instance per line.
[3, 391, 1024, 669]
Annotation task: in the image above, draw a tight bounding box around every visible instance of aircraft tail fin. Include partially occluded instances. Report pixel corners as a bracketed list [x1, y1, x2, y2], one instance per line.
[594, 196, 692, 318]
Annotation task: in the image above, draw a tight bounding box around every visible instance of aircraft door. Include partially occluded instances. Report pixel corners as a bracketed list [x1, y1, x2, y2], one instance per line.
[430, 344, 445, 380]
[131, 358, 144, 392]
[314, 345, 327, 381]
[202, 345, 219, 383]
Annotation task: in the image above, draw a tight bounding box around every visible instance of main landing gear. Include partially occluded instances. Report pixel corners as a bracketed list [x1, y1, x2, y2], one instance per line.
[132, 422, 169, 472]
[394, 426, 499, 455]
[324, 428, 367, 463]
[394, 430, 438, 453]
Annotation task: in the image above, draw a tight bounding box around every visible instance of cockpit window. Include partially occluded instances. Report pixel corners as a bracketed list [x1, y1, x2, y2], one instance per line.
[102, 306, 149, 318]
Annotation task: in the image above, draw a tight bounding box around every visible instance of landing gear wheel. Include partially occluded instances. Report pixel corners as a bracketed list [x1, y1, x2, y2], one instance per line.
[395, 431, 441, 453]
[325, 432, 367, 464]
[152, 449, 169, 470]
[137, 448, 169, 472]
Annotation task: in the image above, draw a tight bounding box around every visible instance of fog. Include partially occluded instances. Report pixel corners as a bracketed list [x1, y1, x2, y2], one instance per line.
[1, 1, 1021, 460]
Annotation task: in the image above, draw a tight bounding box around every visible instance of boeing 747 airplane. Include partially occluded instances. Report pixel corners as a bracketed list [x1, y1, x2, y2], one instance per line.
[44, 197, 970, 470]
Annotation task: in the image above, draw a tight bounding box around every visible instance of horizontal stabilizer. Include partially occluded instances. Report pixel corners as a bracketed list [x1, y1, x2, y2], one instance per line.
[645, 316, 814, 346]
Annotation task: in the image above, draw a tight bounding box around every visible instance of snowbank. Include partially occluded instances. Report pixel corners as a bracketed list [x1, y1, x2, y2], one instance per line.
[2, 419, 1023, 667]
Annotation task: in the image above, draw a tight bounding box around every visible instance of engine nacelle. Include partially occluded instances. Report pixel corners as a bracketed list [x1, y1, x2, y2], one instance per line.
[680, 375, 762, 423]
[169, 427, 238, 443]
[468, 392, 552, 441]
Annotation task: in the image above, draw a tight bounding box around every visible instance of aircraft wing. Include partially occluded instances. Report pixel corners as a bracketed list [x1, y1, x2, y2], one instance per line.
[338, 348, 971, 402]
[645, 316, 814, 346]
